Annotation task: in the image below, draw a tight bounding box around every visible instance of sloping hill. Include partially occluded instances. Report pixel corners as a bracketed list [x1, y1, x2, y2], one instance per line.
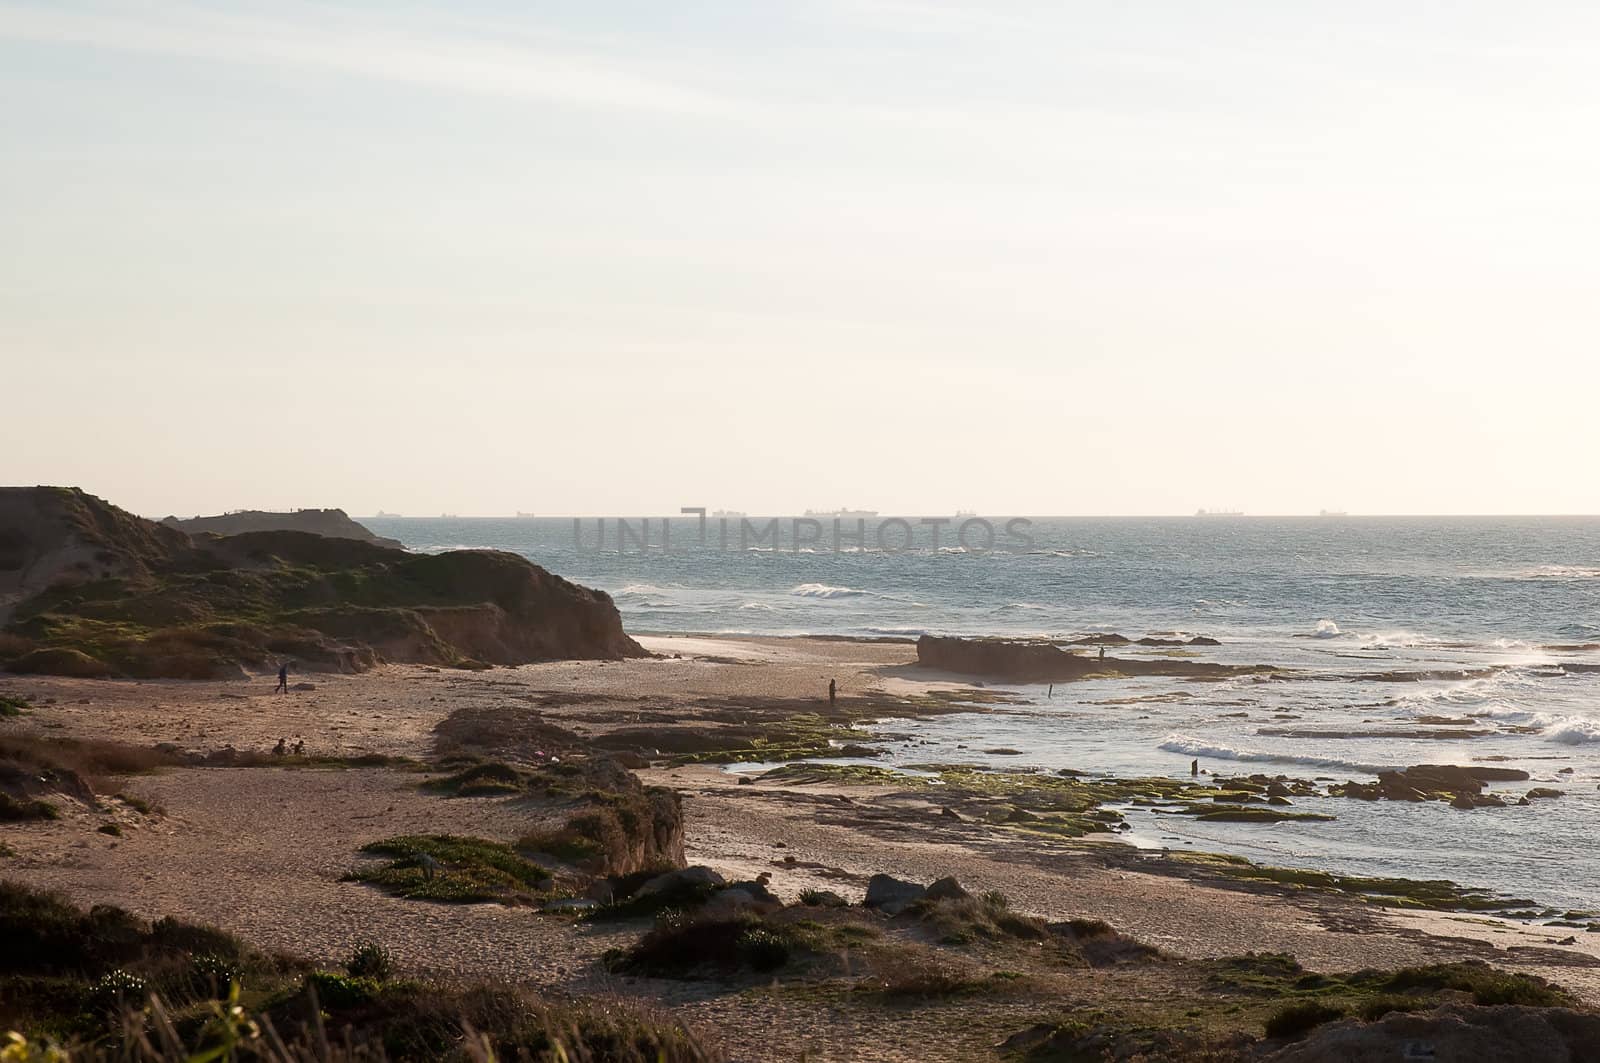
[162, 508, 403, 549]
[0, 488, 643, 678]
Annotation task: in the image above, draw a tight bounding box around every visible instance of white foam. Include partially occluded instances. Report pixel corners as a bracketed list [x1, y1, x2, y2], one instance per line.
[1313, 619, 1342, 638]
[1546, 719, 1600, 745]
[1359, 629, 1442, 649]
[1158, 735, 1386, 774]
[790, 583, 867, 599]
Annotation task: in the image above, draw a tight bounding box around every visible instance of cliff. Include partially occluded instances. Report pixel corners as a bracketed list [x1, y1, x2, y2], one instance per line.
[1, 488, 644, 678]
[162, 509, 402, 549]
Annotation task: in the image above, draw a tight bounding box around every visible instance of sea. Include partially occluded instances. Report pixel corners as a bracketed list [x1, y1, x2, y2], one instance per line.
[366, 515, 1600, 910]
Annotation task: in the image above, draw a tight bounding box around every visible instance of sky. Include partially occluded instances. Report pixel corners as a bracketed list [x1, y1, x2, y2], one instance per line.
[3, 1, 1598, 517]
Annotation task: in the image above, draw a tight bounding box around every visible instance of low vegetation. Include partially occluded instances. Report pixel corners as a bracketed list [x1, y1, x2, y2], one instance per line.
[343, 835, 553, 904]
[0, 881, 718, 1061]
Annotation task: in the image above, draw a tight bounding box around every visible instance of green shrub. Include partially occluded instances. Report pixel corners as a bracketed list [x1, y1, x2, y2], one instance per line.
[87, 969, 147, 1011]
[0, 795, 58, 821]
[191, 952, 243, 994]
[1373, 962, 1575, 1008]
[1359, 995, 1428, 1021]
[346, 835, 551, 904]
[609, 914, 802, 977]
[1264, 1001, 1344, 1040]
[306, 971, 384, 1009]
[347, 940, 394, 980]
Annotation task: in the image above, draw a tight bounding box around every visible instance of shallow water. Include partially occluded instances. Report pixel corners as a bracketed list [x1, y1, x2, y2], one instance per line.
[370, 515, 1600, 908]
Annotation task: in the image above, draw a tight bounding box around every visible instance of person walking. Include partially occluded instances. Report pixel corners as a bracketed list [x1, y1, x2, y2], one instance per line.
[275, 663, 289, 694]
[827, 678, 837, 707]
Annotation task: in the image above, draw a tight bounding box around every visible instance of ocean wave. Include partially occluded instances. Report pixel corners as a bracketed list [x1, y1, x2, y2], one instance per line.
[865, 626, 929, 636]
[1465, 705, 1600, 744]
[1158, 735, 1386, 774]
[738, 601, 777, 611]
[1546, 718, 1600, 744]
[1506, 565, 1600, 582]
[616, 582, 683, 597]
[1312, 619, 1342, 638]
[1358, 629, 1443, 649]
[791, 583, 867, 599]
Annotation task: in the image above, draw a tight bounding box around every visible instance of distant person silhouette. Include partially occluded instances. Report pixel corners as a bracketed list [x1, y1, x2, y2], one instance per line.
[828, 678, 838, 707]
[275, 664, 288, 694]
[1098, 645, 1106, 661]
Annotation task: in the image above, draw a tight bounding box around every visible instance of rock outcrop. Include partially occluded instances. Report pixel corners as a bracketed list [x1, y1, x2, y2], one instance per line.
[1, 487, 644, 678]
[162, 508, 402, 549]
[1266, 1004, 1600, 1063]
[1332, 764, 1533, 808]
[916, 635, 1268, 682]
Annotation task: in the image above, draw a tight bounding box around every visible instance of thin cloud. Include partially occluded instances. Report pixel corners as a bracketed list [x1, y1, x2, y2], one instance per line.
[0, 1, 750, 118]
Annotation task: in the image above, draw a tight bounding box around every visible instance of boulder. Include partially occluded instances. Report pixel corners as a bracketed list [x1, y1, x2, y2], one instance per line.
[635, 865, 724, 898]
[924, 876, 971, 902]
[704, 883, 784, 915]
[864, 874, 925, 915]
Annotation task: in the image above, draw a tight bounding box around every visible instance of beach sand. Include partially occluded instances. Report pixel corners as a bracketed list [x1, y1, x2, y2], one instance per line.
[5, 634, 1599, 1060]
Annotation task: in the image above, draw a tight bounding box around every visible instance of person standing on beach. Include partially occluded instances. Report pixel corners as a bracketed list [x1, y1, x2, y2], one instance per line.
[1098, 645, 1106, 661]
[828, 678, 837, 707]
[275, 663, 289, 694]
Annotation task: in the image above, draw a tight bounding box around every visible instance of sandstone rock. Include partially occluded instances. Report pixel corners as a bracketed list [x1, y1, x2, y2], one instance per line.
[864, 874, 925, 915]
[915, 634, 1261, 682]
[1264, 1004, 1600, 1063]
[635, 866, 725, 898]
[924, 876, 971, 901]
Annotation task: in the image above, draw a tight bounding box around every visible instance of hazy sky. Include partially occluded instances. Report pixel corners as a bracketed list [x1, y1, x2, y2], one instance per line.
[4, 1, 1598, 517]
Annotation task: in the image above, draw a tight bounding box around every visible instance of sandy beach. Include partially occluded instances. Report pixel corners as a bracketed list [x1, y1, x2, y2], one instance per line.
[5, 634, 1600, 1059]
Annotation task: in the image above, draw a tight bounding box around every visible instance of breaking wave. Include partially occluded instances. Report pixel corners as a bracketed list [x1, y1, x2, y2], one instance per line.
[1546, 719, 1600, 745]
[1158, 735, 1386, 774]
[791, 583, 867, 599]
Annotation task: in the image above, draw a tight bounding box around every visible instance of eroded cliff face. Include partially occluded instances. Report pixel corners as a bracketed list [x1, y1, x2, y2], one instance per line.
[0, 487, 188, 626]
[1, 488, 644, 678]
